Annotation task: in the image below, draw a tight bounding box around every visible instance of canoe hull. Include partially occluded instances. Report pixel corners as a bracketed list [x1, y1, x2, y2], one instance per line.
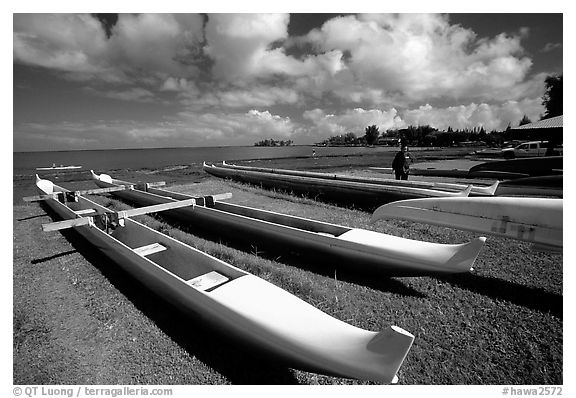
[372, 196, 562, 251]
[35, 176, 415, 383]
[92, 171, 485, 276]
[36, 166, 82, 170]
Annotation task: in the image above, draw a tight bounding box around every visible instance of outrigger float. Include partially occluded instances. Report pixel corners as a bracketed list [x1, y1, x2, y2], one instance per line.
[91, 170, 486, 276]
[26, 175, 415, 383]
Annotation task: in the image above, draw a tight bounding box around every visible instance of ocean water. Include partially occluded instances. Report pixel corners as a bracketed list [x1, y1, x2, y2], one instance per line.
[13, 145, 393, 176]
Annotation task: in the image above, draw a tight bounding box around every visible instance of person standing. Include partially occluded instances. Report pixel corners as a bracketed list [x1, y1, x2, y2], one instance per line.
[392, 145, 415, 180]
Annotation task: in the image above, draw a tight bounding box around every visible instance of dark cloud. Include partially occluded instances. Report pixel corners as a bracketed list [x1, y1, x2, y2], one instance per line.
[92, 14, 118, 38]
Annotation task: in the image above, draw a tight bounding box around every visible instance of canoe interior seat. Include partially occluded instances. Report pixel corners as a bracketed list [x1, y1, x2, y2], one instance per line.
[134, 242, 167, 257]
[74, 208, 97, 215]
[186, 271, 229, 291]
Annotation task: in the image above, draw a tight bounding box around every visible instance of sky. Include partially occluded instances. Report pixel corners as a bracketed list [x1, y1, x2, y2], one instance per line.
[13, 12, 563, 151]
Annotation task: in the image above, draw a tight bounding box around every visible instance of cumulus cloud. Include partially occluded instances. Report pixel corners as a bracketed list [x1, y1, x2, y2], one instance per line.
[176, 109, 296, 145]
[391, 98, 544, 131]
[14, 13, 546, 107]
[13, 14, 116, 78]
[107, 14, 205, 78]
[14, 96, 546, 151]
[204, 14, 291, 81]
[300, 97, 544, 140]
[297, 13, 538, 104]
[13, 13, 559, 150]
[303, 108, 404, 137]
[13, 13, 205, 84]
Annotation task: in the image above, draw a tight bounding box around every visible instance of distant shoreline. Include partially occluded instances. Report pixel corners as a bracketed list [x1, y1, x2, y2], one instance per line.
[12, 144, 315, 154]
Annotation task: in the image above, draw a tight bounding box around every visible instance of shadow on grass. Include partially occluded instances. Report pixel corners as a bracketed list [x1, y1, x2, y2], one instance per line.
[266, 253, 426, 298]
[39, 205, 300, 385]
[223, 182, 389, 213]
[436, 273, 562, 318]
[17, 214, 47, 221]
[31, 249, 77, 264]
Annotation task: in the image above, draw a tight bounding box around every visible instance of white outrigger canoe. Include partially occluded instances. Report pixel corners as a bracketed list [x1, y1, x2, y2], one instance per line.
[36, 164, 82, 170]
[220, 161, 499, 196]
[92, 171, 486, 276]
[28, 175, 414, 383]
[372, 197, 563, 252]
[204, 162, 472, 208]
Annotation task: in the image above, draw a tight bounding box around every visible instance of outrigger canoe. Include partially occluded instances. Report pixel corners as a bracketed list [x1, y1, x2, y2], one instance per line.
[203, 162, 472, 209]
[36, 164, 82, 171]
[28, 175, 414, 383]
[372, 197, 563, 252]
[91, 170, 486, 276]
[220, 161, 499, 196]
[468, 156, 563, 178]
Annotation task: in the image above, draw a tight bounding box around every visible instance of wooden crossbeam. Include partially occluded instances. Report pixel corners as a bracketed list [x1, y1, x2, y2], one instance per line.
[23, 185, 132, 202]
[23, 191, 78, 203]
[41, 192, 233, 232]
[79, 185, 133, 195]
[135, 181, 166, 190]
[117, 198, 199, 218]
[203, 192, 233, 202]
[42, 198, 198, 232]
[43, 217, 93, 231]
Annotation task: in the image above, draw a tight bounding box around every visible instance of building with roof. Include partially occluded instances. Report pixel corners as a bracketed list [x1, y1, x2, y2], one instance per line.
[509, 115, 563, 144]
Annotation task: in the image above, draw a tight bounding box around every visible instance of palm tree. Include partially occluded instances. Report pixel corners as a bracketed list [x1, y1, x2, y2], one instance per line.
[542, 75, 562, 119]
[519, 115, 532, 126]
[364, 125, 380, 146]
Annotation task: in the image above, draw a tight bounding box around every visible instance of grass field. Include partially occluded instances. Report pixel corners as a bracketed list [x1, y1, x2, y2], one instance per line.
[12, 151, 562, 385]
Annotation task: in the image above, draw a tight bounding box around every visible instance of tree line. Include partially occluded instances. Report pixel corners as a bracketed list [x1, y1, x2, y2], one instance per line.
[254, 139, 294, 147]
[318, 125, 498, 147]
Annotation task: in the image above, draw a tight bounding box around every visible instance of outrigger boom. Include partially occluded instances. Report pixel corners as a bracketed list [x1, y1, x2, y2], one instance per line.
[24, 185, 133, 202]
[41, 193, 233, 232]
[24, 180, 167, 203]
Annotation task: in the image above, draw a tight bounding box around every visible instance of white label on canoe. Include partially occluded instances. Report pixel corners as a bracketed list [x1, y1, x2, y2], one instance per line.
[133, 243, 167, 257]
[186, 271, 229, 291]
